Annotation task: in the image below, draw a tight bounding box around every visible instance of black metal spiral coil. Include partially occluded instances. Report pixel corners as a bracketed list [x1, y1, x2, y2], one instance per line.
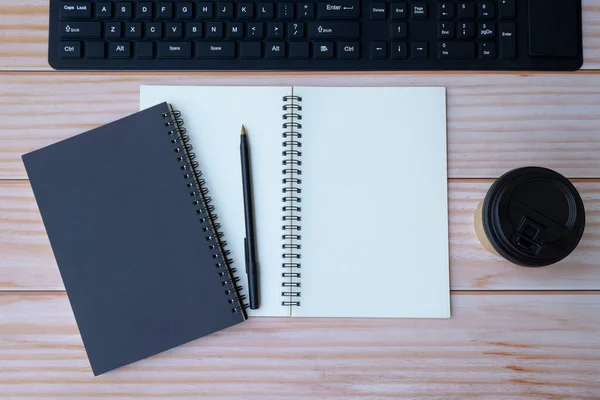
[281, 95, 302, 307]
[162, 109, 247, 317]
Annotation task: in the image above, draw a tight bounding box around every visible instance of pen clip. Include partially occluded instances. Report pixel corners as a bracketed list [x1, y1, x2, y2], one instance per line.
[244, 237, 249, 274]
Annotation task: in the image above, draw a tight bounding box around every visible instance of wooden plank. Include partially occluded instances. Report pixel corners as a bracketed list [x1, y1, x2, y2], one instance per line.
[2, 180, 599, 291]
[1, 73, 600, 180]
[1, 0, 600, 71]
[0, 292, 599, 399]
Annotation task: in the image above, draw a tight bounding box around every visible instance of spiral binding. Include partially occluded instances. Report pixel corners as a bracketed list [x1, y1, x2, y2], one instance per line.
[281, 95, 302, 308]
[162, 108, 248, 318]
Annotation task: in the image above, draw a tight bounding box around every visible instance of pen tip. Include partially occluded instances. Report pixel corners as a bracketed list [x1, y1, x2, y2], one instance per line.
[241, 125, 247, 135]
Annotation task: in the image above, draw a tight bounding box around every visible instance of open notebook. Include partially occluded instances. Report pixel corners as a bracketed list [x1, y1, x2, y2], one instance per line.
[141, 86, 449, 318]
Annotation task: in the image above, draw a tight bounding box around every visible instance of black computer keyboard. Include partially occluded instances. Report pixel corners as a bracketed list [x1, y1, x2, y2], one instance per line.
[49, 0, 583, 71]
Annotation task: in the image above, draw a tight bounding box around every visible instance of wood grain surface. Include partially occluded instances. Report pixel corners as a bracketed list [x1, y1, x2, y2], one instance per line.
[1, 293, 599, 399]
[1, 179, 599, 292]
[2, 0, 600, 71]
[1, 73, 600, 180]
[2, 1, 600, 398]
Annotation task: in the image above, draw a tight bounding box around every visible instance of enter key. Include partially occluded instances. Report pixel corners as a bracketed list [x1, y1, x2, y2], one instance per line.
[317, 0, 360, 19]
[499, 22, 516, 59]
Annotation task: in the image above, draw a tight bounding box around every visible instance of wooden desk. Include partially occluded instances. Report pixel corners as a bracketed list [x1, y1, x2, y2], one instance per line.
[1, 2, 599, 398]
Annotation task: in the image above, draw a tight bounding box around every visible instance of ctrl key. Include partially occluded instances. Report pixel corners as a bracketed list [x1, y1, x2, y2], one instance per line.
[59, 41, 81, 58]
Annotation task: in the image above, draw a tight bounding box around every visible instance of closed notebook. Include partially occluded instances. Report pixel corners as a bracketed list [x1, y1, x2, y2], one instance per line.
[22, 102, 246, 375]
[141, 86, 450, 318]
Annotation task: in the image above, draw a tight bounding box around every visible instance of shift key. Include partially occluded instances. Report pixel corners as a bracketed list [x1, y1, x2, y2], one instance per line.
[60, 21, 101, 38]
[158, 42, 192, 58]
[308, 22, 359, 38]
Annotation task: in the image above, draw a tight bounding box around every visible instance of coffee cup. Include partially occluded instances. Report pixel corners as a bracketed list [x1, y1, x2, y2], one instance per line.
[474, 167, 585, 267]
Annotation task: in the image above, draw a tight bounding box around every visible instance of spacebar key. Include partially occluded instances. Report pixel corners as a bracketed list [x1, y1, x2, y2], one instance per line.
[439, 42, 475, 58]
[158, 42, 192, 58]
[196, 42, 236, 58]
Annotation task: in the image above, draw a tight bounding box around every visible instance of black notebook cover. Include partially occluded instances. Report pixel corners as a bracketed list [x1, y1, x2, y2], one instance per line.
[22, 102, 246, 376]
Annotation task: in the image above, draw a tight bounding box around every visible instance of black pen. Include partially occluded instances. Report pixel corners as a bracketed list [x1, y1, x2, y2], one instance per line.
[240, 125, 259, 309]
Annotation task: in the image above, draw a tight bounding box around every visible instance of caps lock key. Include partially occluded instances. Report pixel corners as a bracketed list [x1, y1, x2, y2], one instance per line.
[317, 0, 360, 19]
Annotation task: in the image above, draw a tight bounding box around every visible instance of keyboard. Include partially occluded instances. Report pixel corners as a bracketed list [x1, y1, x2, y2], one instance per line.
[49, 0, 583, 71]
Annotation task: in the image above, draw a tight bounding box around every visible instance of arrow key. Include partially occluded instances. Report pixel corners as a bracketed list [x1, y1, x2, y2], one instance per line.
[370, 42, 387, 58]
[287, 22, 305, 38]
[268, 22, 284, 38]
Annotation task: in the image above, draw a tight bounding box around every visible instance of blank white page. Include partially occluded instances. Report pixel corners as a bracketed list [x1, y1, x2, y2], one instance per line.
[140, 86, 291, 316]
[293, 87, 449, 318]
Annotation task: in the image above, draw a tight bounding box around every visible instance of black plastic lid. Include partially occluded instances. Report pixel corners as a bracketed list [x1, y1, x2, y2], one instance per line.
[482, 167, 585, 267]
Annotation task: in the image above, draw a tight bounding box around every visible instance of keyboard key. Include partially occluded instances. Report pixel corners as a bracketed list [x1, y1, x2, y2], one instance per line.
[438, 22, 454, 39]
[158, 2, 174, 18]
[288, 22, 304, 38]
[137, 2, 153, 19]
[268, 22, 284, 38]
[196, 42, 235, 58]
[240, 42, 262, 58]
[206, 22, 223, 38]
[238, 3, 254, 18]
[146, 21, 163, 38]
[59, 41, 82, 58]
[338, 42, 359, 58]
[391, 41, 408, 58]
[60, 2, 92, 18]
[166, 22, 183, 38]
[228, 22, 244, 38]
[318, 0, 359, 19]
[60, 21, 101, 38]
[278, 3, 294, 19]
[437, 3, 454, 20]
[109, 41, 131, 58]
[390, 3, 407, 20]
[370, 3, 386, 20]
[370, 42, 387, 58]
[105, 22, 122, 38]
[314, 42, 334, 58]
[389, 22, 407, 39]
[411, 3, 427, 19]
[258, 3, 274, 18]
[116, 2, 132, 19]
[247, 22, 264, 38]
[197, 2, 214, 18]
[411, 42, 428, 58]
[158, 42, 192, 58]
[457, 22, 474, 39]
[178, 3, 194, 19]
[480, 42, 496, 59]
[499, 22, 516, 59]
[439, 41, 474, 58]
[478, 3, 495, 19]
[307, 22, 359, 39]
[457, 2, 474, 19]
[136, 42, 154, 58]
[499, 0, 515, 19]
[188, 22, 204, 38]
[125, 22, 142, 39]
[289, 41, 309, 58]
[479, 22, 495, 39]
[95, 2, 113, 18]
[217, 2, 234, 18]
[86, 41, 105, 58]
[298, 3, 315, 19]
[266, 42, 286, 58]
